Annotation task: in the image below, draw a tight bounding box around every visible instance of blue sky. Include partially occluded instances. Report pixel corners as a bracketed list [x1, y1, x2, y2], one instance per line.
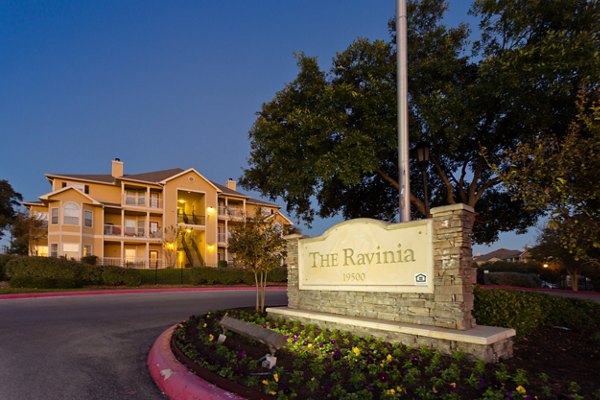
[0, 0, 537, 254]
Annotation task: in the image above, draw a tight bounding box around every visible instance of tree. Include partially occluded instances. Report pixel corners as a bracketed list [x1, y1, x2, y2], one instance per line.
[240, 0, 599, 244]
[8, 212, 48, 255]
[529, 223, 595, 292]
[227, 212, 287, 312]
[162, 225, 178, 268]
[499, 89, 600, 276]
[0, 180, 23, 238]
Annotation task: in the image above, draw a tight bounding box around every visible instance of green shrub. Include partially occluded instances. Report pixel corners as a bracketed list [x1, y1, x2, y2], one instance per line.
[5, 256, 85, 288]
[268, 267, 288, 283]
[138, 268, 193, 285]
[484, 272, 541, 288]
[474, 286, 600, 337]
[189, 267, 252, 285]
[477, 261, 541, 273]
[0, 254, 16, 280]
[9, 276, 79, 289]
[101, 266, 141, 286]
[80, 255, 98, 265]
[80, 264, 104, 285]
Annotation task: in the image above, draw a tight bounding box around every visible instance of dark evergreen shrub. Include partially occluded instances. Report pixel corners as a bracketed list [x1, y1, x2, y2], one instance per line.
[5, 256, 85, 287]
[474, 286, 600, 337]
[80, 255, 98, 265]
[100, 266, 141, 286]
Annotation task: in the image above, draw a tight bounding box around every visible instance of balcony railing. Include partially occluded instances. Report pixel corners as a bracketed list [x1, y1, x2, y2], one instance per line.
[218, 206, 244, 220]
[101, 257, 165, 269]
[177, 214, 206, 225]
[104, 224, 162, 239]
[217, 232, 228, 243]
[123, 194, 162, 209]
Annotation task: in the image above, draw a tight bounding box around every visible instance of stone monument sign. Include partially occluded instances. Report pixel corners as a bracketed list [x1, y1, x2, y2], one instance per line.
[267, 203, 515, 362]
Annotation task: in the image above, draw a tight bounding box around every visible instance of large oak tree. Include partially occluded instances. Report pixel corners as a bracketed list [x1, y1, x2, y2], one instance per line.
[240, 0, 599, 244]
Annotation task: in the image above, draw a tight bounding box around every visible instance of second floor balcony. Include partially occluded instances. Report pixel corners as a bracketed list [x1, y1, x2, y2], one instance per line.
[104, 224, 163, 239]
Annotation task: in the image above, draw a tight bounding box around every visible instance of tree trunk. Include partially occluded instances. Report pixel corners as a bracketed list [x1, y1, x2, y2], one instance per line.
[254, 271, 260, 311]
[570, 271, 579, 292]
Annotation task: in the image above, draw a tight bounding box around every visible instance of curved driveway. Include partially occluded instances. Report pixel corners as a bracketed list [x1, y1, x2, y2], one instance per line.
[0, 289, 287, 400]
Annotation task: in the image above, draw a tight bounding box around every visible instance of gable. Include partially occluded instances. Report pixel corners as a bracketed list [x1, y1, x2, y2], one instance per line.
[39, 187, 101, 205]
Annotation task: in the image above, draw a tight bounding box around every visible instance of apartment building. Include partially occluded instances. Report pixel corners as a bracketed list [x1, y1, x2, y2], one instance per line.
[24, 159, 293, 268]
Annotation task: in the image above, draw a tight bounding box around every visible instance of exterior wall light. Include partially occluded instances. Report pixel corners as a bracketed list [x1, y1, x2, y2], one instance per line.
[207, 206, 215, 215]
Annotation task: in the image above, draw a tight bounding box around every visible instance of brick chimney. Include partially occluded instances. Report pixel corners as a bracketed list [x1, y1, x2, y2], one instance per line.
[226, 178, 236, 191]
[112, 158, 123, 178]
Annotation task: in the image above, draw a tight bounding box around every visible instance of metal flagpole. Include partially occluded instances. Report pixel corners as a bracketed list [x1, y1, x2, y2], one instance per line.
[396, 0, 411, 222]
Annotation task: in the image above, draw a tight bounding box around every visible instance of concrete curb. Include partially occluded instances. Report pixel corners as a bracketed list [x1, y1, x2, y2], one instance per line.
[0, 286, 286, 300]
[147, 325, 244, 400]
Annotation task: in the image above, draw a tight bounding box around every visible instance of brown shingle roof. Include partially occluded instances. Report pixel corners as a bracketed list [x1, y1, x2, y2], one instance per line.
[47, 168, 280, 207]
[125, 168, 184, 183]
[474, 248, 523, 262]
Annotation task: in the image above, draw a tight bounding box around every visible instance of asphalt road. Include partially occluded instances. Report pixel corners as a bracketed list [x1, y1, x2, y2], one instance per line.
[0, 289, 287, 400]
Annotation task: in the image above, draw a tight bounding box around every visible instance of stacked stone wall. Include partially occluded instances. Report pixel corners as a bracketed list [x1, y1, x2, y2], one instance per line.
[285, 204, 476, 330]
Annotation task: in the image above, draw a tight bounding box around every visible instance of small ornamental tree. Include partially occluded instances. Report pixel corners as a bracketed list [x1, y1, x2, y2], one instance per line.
[162, 225, 178, 268]
[228, 212, 286, 312]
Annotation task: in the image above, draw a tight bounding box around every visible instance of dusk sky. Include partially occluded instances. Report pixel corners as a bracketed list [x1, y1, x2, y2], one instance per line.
[0, 1, 536, 253]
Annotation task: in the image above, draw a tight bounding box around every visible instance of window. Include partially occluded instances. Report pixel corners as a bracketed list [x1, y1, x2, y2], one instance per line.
[125, 249, 136, 264]
[34, 245, 48, 257]
[137, 220, 145, 236]
[63, 203, 80, 225]
[125, 190, 146, 206]
[63, 243, 80, 260]
[125, 220, 136, 236]
[51, 208, 58, 224]
[84, 210, 93, 228]
[50, 244, 58, 257]
[83, 245, 92, 257]
[150, 193, 160, 208]
[34, 211, 49, 228]
[62, 182, 88, 194]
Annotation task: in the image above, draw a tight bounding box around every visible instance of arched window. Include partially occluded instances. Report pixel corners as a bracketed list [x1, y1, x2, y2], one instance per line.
[63, 202, 80, 225]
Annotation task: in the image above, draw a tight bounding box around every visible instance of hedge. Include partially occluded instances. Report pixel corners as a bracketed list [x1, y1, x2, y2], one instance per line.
[473, 286, 600, 337]
[101, 266, 141, 286]
[4, 256, 287, 288]
[0, 254, 15, 280]
[6, 256, 87, 288]
[4, 256, 140, 288]
[483, 271, 542, 288]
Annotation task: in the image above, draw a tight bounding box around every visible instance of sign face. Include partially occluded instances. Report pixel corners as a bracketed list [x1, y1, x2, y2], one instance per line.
[298, 218, 433, 293]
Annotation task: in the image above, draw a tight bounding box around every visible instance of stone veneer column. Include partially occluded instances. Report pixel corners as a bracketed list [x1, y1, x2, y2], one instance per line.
[284, 233, 303, 309]
[430, 204, 477, 330]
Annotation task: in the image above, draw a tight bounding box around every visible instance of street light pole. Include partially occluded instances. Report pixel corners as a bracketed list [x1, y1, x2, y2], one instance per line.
[416, 142, 430, 217]
[397, 0, 411, 222]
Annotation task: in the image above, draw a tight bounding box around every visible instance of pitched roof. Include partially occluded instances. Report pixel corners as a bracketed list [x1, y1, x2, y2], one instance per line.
[473, 248, 523, 262]
[45, 167, 281, 207]
[126, 168, 184, 183]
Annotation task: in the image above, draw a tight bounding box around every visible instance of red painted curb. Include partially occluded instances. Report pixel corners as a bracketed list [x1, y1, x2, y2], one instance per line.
[481, 285, 600, 297]
[0, 286, 286, 300]
[147, 325, 245, 400]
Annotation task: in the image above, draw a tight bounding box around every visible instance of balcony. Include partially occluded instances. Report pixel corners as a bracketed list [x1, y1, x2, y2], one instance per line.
[123, 191, 162, 210]
[104, 224, 162, 239]
[218, 206, 244, 221]
[217, 232, 228, 244]
[101, 256, 165, 269]
[177, 211, 205, 226]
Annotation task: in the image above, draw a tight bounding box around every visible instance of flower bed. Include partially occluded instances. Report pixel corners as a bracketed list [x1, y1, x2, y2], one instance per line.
[171, 309, 591, 399]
